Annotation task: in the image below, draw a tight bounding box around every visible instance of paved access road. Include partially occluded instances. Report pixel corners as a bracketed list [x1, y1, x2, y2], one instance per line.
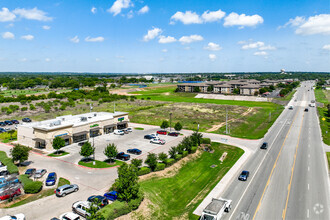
[221, 81, 330, 220]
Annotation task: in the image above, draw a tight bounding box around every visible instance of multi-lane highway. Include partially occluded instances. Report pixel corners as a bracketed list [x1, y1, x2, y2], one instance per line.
[222, 81, 330, 220]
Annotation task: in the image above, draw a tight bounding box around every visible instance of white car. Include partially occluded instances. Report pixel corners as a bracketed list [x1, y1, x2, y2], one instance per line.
[113, 129, 124, 135]
[72, 201, 99, 218]
[0, 213, 25, 220]
[126, 127, 132, 132]
[59, 212, 80, 220]
[150, 138, 166, 145]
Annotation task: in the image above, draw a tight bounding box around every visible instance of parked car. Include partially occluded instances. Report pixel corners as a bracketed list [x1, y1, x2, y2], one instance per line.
[122, 129, 130, 134]
[116, 152, 130, 161]
[104, 191, 118, 201]
[113, 129, 124, 135]
[46, 172, 57, 186]
[87, 195, 109, 207]
[125, 128, 132, 132]
[59, 212, 80, 220]
[260, 142, 268, 150]
[157, 130, 167, 135]
[304, 108, 309, 112]
[0, 187, 21, 201]
[0, 128, 6, 133]
[34, 169, 47, 178]
[168, 132, 180, 137]
[24, 168, 36, 177]
[127, 148, 142, 155]
[4, 121, 13, 125]
[150, 138, 165, 145]
[55, 184, 79, 197]
[144, 134, 154, 139]
[0, 213, 25, 220]
[0, 170, 9, 178]
[238, 170, 250, 181]
[0, 177, 20, 189]
[72, 201, 99, 218]
[22, 118, 32, 123]
[11, 120, 19, 124]
[0, 122, 6, 127]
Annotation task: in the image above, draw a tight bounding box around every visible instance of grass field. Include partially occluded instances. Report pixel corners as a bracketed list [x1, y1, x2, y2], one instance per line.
[314, 89, 329, 145]
[315, 89, 330, 104]
[139, 143, 244, 219]
[78, 159, 124, 168]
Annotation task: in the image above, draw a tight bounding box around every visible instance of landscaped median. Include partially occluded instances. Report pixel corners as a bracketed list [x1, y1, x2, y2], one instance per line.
[78, 159, 124, 168]
[47, 150, 69, 157]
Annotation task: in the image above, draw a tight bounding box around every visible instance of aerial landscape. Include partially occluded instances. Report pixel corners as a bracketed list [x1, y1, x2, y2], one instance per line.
[0, 0, 329, 220]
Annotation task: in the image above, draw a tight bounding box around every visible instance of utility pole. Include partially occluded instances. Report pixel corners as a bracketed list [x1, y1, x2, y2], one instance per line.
[225, 107, 228, 134]
[93, 135, 95, 165]
[169, 113, 172, 132]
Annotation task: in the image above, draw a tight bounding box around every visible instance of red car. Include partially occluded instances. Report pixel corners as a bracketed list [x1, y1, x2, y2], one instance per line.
[157, 130, 167, 135]
[168, 132, 180, 137]
[0, 188, 21, 201]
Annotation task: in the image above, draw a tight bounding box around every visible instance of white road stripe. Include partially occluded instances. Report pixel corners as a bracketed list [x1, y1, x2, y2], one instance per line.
[308, 184, 309, 190]
[307, 209, 310, 218]
[308, 154, 310, 158]
[308, 166, 310, 171]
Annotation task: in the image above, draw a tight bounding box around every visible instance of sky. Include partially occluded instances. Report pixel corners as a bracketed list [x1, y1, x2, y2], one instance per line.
[0, 0, 329, 73]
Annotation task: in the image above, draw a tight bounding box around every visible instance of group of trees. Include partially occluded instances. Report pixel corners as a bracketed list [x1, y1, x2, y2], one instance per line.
[160, 120, 182, 131]
[279, 81, 300, 97]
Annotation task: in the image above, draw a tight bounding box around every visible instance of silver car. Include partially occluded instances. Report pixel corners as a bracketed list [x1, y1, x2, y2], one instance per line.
[34, 169, 47, 178]
[56, 184, 79, 197]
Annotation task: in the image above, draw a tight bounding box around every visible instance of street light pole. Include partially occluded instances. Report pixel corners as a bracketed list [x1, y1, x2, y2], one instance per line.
[170, 113, 172, 132]
[93, 135, 95, 165]
[225, 107, 228, 134]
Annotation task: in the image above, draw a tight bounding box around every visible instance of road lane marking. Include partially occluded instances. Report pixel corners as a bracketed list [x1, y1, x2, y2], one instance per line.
[308, 154, 310, 158]
[229, 119, 289, 220]
[251, 111, 300, 220]
[282, 114, 305, 220]
[308, 166, 310, 171]
[308, 184, 309, 190]
[307, 209, 310, 218]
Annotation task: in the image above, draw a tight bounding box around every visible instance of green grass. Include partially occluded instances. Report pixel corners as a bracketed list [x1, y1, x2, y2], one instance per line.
[318, 107, 329, 145]
[315, 89, 329, 104]
[6, 188, 54, 208]
[47, 150, 69, 157]
[140, 142, 244, 219]
[327, 152, 330, 171]
[0, 131, 17, 143]
[134, 127, 144, 130]
[282, 90, 296, 101]
[78, 159, 124, 168]
[0, 151, 18, 174]
[57, 177, 71, 187]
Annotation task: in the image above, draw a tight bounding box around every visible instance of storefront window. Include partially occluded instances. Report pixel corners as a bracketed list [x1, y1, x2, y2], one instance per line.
[90, 129, 100, 137]
[104, 126, 115, 134]
[73, 134, 87, 143]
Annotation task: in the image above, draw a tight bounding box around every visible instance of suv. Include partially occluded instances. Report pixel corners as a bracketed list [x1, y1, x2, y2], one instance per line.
[25, 168, 36, 177]
[11, 120, 19, 124]
[22, 118, 32, 122]
[127, 148, 142, 155]
[4, 121, 13, 125]
[87, 195, 109, 207]
[238, 170, 250, 181]
[144, 134, 154, 139]
[46, 172, 57, 186]
[55, 184, 79, 197]
[72, 201, 99, 218]
[168, 132, 179, 137]
[260, 142, 268, 149]
[116, 152, 130, 161]
[157, 130, 167, 135]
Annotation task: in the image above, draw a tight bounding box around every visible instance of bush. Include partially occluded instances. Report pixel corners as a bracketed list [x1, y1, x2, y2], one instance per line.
[0, 151, 18, 174]
[19, 175, 43, 194]
[182, 151, 188, 157]
[201, 138, 211, 145]
[21, 107, 28, 111]
[175, 154, 182, 161]
[154, 163, 165, 171]
[165, 158, 175, 167]
[128, 192, 144, 210]
[99, 201, 131, 219]
[137, 166, 151, 176]
[190, 147, 197, 153]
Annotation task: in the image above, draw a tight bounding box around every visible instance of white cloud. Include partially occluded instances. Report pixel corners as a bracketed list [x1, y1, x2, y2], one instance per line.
[0, 8, 16, 22]
[70, 36, 79, 43]
[170, 11, 202, 24]
[95, 58, 100, 62]
[179, 35, 203, 44]
[254, 51, 267, 56]
[13, 7, 52, 21]
[158, 35, 177, 44]
[45, 58, 51, 62]
[138, 6, 149, 14]
[85, 36, 104, 42]
[295, 14, 330, 35]
[143, 27, 162, 42]
[281, 16, 305, 28]
[241, 41, 264, 50]
[42, 25, 50, 30]
[162, 49, 168, 53]
[209, 54, 217, 61]
[224, 12, 263, 27]
[259, 45, 276, 50]
[91, 7, 97, 14]
[323, 44, 330, 50]
[2, 31, 14, 39]
[204, 42, 222, 51]
[237, 40, 246, 45]
[6, 23, 14, 28]
[127, 10, 134, 19]
[19, 58, 27, 62]
[108, 0, 132, 16]
[202, 10, 225, 22]
[21, 34, 34, 40]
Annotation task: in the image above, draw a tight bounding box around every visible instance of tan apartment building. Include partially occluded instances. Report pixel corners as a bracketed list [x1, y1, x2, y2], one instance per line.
[240, 84, 261, 95]
[17, 112, 129, 151]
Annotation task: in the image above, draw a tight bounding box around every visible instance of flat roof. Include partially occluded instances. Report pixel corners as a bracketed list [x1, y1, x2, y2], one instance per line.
[204, 199, 226, 215]
[20, 112, 128, 131]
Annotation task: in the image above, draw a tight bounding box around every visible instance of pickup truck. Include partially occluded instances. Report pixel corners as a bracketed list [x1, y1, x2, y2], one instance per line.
[200, 198, 232, 220]
[116, 152, 130, 161]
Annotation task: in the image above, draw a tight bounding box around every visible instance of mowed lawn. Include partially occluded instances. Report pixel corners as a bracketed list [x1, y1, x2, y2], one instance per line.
[139, 143, 244, 220]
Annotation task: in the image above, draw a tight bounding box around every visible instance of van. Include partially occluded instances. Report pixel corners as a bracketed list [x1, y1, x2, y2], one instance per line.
[113, 129, 124, 135]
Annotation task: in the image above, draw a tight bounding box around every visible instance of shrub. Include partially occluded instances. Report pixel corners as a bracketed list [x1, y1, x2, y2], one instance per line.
[0, 151, 18, 174]
[19, 175, 43, 194]
[201, 138, 211, 145]
[154, 163, 165, 171]
[128, 192, 144, 210]
[145, 153, 158, 171]
[175, 154, 182, 161]
[137, 166, 151, 176]
[21, 107, 28, 111]
[99, 201, 131, 219]
[29, 104, 36, 110]
[190, 147, 197, 153]
[6, 109, 13, 115]
[165, 158, 175, 167]
[182, 151, 188, 157]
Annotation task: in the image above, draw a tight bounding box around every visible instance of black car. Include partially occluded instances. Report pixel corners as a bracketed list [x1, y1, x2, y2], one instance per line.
[238, 170, 249, 181]
[4, 120, 13, 125]
[144, 134, 154, 139]
[0, 128, 6, 133]
[260, 142, 268, 149]
[25, 168, 36, 177]
[0, 122, 6, 127]
[116, 152, 130, 161]
[87, 195, 109, 207]
[168, 132, 180, 137]
[127, 148, 142, 155]
[22, 118, 32, 122]
[304, 108, 308, 112]
[11, 120, 19, 124]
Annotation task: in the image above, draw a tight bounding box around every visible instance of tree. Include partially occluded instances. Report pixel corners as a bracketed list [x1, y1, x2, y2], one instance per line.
[176, 144, 185, 154]
[233, 88, 240, 94]
[174, 122, 182, 131]
[259, 88, 267, 94]
[131, 158, 142, 169]
[145, 153, 158, 171]
[207, 85, 214, 92]
[193, 87, 200, 93]
[8, 129, 15, 140]
[10, 144, 30, 165]
[158, 152, 168, 164]
[111, 163, 139, 202]
[168, 146, 177, 159]
[80, 142, 94, 159]
[190, 131, 203, 146]
[181, 136, 193, 153]
[327, 104, 330, 117]
[104, 143, 118, 163]
[160, 120, 169, 129]
[52, 136, 65, 154]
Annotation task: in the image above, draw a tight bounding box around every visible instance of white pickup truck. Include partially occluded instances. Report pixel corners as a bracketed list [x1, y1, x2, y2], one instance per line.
[200, 198, 232, 220]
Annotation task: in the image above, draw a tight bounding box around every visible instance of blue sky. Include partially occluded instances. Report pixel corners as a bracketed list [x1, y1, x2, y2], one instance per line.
[0, 0, 329, 73]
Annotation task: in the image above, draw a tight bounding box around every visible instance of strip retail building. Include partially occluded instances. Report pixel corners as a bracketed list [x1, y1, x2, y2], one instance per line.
[17, 112, 129, 151]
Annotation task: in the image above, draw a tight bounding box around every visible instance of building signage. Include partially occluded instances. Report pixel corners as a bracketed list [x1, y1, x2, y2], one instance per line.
[55, 133, 68, 137]
[90, 124, 99, 128]
[118, 117, 125, 122]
